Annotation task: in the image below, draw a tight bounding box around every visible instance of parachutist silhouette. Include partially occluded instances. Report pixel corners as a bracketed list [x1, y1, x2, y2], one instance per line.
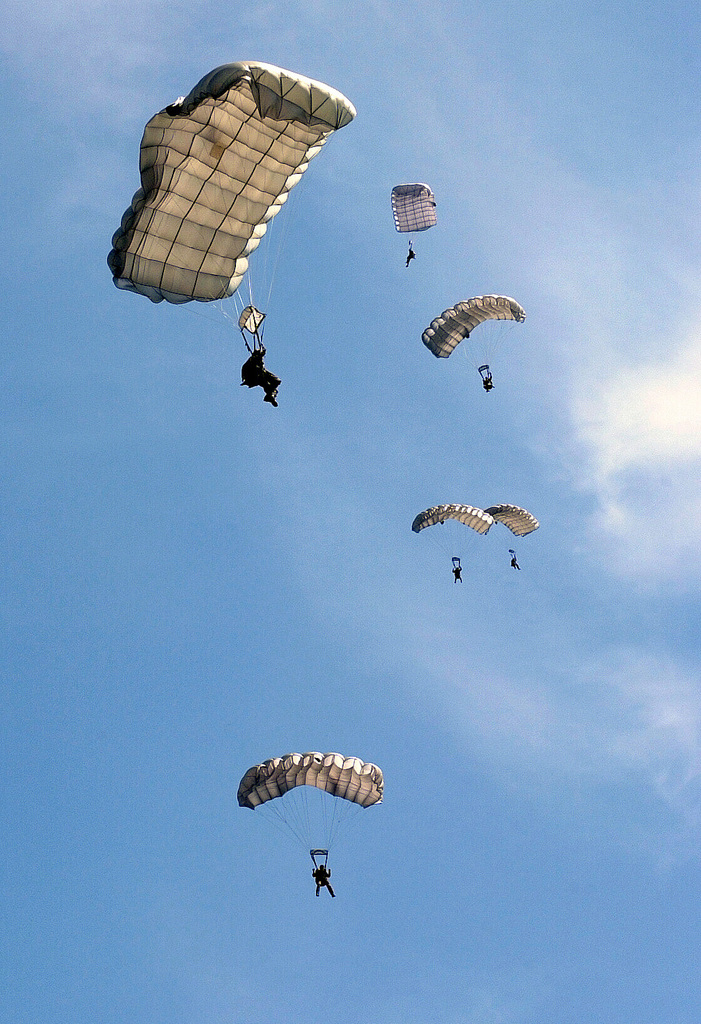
[313, 864, 335, 897]
[478, 365, 494, 391]
[509, 550, 521, 570]
[452, 556, 463, 583]
[240, 345, 281, 407]
[406, 243, 416, 267]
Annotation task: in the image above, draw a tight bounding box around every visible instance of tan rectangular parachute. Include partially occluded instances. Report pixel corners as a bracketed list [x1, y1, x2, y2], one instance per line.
[109, 62, 356, 304]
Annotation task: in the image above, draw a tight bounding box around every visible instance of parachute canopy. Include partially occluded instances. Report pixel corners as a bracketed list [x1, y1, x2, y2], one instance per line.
[412, 504, 494, 535]
[238, 752, 384, 810]
[109, 62, 356, 304]
[422, 295, 526, 358]
[391, 183, 437, 233]
[483, 504, 539, 537]
[412, 503, 538, 536]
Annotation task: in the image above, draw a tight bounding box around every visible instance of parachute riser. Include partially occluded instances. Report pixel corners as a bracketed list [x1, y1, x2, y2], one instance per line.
[240, 327, 264, 353]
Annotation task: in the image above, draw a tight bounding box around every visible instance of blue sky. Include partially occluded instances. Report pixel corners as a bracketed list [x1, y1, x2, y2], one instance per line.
[3, 2, 701, 1022]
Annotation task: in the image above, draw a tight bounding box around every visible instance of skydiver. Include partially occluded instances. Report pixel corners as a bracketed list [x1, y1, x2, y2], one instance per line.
[312, 863, 335, 897]
[452, 556, 463, 583]
[509, 549, 521, 570]
[406, 242, 416, 267]
[240, 345, 281, 407]
[478, 364, 494, 391]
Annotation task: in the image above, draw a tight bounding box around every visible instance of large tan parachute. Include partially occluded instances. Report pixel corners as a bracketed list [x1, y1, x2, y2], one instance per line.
[109, 62, 356, 304]
[237, 752, 384, 810]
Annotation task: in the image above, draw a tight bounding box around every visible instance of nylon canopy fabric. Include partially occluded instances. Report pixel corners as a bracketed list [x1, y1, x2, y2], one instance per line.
[391, 183, 437, 233]
[412, 504, 494, 534]
[422, 295, 526, 358]
[484, 504, 539, 536]
[108, 62, 356, 304]
[237, 752, 384, 810]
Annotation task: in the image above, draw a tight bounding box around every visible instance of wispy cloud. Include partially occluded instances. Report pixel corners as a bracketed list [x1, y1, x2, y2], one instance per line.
[573, 335, 701, 582]
[603, 651, 701, 821]
[412, 630, 701, 843]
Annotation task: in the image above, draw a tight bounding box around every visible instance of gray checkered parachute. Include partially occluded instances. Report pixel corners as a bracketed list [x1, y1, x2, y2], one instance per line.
[109, 62, 356, 304]
[391, 183, 437, 233]
[412, 503, 539, 537]
[422, 295, 526, 359]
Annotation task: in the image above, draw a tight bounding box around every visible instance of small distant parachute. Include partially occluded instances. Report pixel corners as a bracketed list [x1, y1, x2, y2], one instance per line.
[484, 504, 539, 537]
[109, 62, 356, 305]
[412, 504, 494, 535]
[412, 503, 539, 537]
[422, 295, 526, 359]
[391, 184, 437, 233]
[238, 752, 383, 858]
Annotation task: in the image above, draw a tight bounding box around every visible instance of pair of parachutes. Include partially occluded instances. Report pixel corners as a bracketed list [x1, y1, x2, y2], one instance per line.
[411, 501, 539, 577]
[412, 503, 538, 538]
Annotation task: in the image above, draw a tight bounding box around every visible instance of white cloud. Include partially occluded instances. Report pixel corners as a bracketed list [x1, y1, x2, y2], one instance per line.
[573, 334, 701, 582]
[585, 345, 701, 473]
